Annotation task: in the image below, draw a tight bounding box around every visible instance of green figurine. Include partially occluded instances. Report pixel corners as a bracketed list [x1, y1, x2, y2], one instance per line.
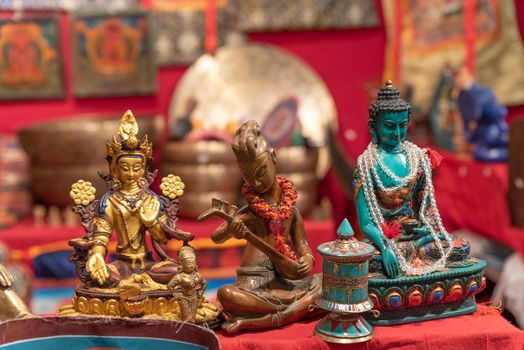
[354, 81, 486, 324]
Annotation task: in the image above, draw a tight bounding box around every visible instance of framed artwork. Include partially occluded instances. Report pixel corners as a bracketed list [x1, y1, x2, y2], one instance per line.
[0, 15, 64, 100]
[71, 11, 157, 97]
[0, 0, 140, 10]
[382, 0, 524, 109]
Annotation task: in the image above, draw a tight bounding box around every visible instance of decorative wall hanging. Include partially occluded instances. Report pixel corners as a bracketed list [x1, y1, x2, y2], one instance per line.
[383, 0, 524, 110]
[142, 0, 244, 66]
[0, 16, 64, 100]
[233, 0, 379, 32]
[71, 11, 156, 97]
[0, 0, 140, 11]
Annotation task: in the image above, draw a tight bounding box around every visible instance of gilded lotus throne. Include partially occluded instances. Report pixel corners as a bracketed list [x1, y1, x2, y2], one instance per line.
[59, 111, 220, 324]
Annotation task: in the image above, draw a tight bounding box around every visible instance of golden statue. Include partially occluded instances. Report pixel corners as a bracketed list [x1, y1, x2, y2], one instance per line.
[199, 121, 321, 333]
[168, 246, 207, 323]
[60, 110, 221, 325]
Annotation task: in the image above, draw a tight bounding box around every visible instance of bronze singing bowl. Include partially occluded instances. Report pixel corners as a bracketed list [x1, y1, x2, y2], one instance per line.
[162, 141, 236, 164]
[279, 171, 318, 191]
[179, 191, 238, 219]
[276, 147, 319, 173]
[169, 44, 337, 149]
[18, 115, 164, 166]
[30, 163, 108, 207]
[296, 190, 317, 216]
[160, 163, 241, 192]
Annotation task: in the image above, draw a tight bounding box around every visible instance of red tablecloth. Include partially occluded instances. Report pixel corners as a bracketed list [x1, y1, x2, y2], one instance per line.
[216, 305, 524, 350]
[0, 218, 334, 275]
[433, 152, 524, 257]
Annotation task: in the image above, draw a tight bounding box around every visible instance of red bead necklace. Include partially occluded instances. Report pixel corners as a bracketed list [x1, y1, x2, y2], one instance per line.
[242, 176, 299, 260]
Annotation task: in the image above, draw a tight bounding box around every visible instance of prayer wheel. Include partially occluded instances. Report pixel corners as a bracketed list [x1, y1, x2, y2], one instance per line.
[314, 219, 376, 344]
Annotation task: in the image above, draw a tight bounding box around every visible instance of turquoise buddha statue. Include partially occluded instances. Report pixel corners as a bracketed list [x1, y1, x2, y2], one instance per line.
[353, 81, 486, 325]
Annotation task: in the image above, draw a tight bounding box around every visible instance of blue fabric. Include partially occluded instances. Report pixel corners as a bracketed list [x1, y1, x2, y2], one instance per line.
[34, 250, 76, 279]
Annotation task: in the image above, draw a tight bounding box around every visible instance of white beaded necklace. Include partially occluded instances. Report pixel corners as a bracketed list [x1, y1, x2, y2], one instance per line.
[357, 141, 454, 275]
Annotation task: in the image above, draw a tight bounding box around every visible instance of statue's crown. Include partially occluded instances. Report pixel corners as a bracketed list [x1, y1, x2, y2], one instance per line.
[106, 110, 153, 161]
[178, 245, 196, 262]
[369, 80, 411, 120]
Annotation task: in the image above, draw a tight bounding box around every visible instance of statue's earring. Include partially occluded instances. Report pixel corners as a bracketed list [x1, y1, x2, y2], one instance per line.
[112, 179, 122, 191]
[368, 120, 378, 145]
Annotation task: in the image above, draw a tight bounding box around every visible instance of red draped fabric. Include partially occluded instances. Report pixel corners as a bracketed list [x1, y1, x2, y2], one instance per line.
[216, 305, 524, 349]
[433, 152, 524, 256]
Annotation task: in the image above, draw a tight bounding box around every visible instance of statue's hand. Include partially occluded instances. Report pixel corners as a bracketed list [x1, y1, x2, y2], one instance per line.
[227, 219, 247, 239]
[140, 196, 160, 227]
[86, 252, 108, 285]
[381, 246, 400, 278]
[297, 254, 314, 277]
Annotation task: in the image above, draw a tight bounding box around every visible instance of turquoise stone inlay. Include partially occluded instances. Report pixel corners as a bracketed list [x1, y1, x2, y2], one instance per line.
[315, 218, 376, 344]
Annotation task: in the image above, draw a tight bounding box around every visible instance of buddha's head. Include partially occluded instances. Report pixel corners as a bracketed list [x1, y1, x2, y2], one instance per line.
[232, 120, 277, 194]
[368, 81, 411, 150]
[178, 246, 197, 274]
[115, 154, 146, 187]
[106, 110, 153, 189]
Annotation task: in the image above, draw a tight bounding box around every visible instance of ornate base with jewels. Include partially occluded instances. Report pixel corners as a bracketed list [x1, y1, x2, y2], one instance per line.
[367, 259, 486, 325]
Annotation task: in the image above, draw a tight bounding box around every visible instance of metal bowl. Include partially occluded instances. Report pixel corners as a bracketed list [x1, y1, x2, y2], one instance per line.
[160, 163, 241, 192]
[296, 190, 317, 216]
[276, 147, 319, 173]
[179, 191, 238, 219]
[280, 171, 318, 191]
[30, 163, 109, 207]
[162, 141, 236, 164]
[18, 115, 164, 166]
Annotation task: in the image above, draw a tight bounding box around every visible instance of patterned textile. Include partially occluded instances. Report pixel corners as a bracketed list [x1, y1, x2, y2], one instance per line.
[383, 0, 524, 110]
[234, 0, 379, 31]
[0, 135, 31, 228]
[144, 0, 244, 67]
[0, 0, 139, 10]
[152, 8, 242, 66]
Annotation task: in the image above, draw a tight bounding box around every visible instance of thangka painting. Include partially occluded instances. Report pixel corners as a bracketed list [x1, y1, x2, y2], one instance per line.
[233, 0, 379, 31]
[71, 11, 156, 97]
[0, 0, 140, 10]
[0, 16, 64, 100]
[142, 0, 244, 66]
[383, 0, 524, 109]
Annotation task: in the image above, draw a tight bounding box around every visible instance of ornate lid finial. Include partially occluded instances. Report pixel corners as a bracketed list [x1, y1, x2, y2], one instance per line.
[385, 80, 393, 88]
[337, 218, 354, 240]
